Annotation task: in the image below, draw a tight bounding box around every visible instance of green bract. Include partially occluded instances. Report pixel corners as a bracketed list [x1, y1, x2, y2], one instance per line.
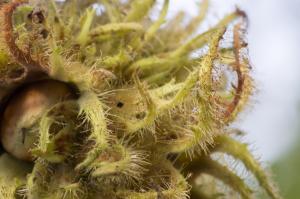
[0, 0, 281, 199]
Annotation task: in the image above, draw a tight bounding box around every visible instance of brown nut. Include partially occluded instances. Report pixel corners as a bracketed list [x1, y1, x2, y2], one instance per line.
[0, 80, 76, 161]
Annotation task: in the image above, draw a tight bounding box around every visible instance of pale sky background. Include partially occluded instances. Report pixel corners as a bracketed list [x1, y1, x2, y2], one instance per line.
[164, 0, 300, 161]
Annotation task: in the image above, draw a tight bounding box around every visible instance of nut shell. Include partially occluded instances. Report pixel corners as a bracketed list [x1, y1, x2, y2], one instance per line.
[0, 80, 76, 161]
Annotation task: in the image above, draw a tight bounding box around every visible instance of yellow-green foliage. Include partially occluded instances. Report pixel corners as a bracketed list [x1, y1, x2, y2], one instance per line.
[0, 0, 281, 199]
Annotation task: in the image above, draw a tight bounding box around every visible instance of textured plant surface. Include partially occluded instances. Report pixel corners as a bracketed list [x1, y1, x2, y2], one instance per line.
[0, 0, 281, 199]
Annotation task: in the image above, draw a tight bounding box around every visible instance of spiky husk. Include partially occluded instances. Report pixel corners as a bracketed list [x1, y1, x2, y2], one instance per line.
[0, 0, 281, 199]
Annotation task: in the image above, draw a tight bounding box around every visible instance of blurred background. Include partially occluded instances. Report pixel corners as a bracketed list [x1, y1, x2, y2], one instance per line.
[164, 0, 300, 198]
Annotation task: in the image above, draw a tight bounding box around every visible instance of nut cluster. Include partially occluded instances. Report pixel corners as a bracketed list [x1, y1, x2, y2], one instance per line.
[0, 1, 280, 199]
